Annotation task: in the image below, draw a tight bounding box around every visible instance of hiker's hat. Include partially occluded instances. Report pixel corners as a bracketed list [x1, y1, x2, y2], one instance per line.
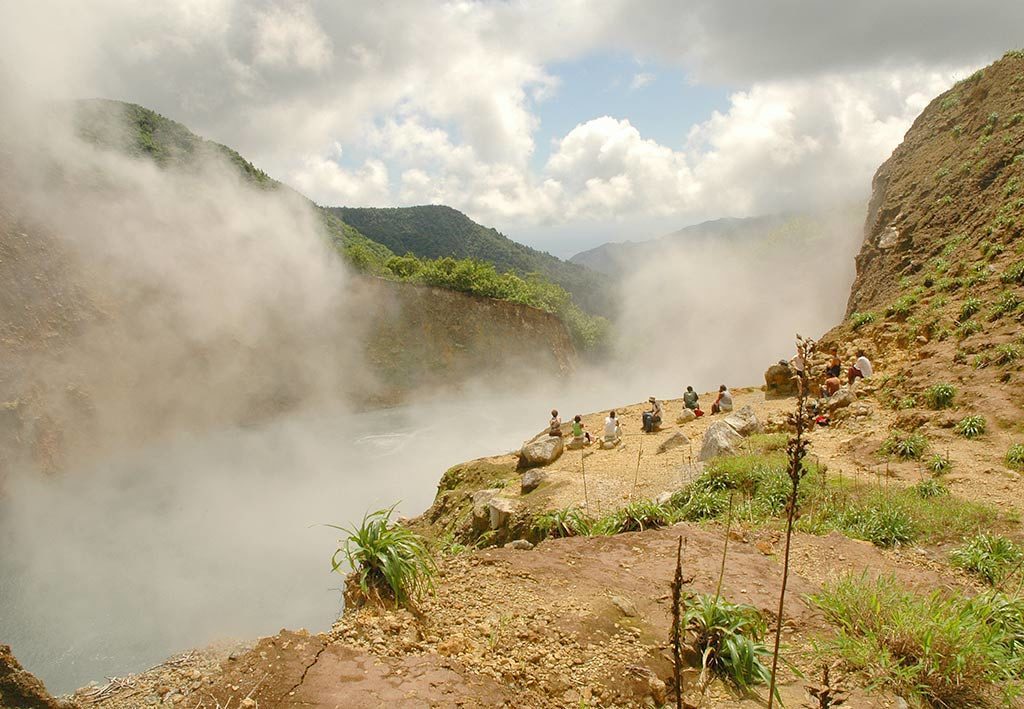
[648, 396, 656, 402]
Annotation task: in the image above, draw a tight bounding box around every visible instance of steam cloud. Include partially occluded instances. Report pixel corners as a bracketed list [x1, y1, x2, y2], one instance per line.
[0, 86, 863, 696]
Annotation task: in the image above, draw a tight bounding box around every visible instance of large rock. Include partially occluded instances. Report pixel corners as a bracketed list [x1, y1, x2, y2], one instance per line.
[487, 496, 518, 531]
[826, 389, 856, 412]
[724, 405, 762, 436]
[657, 431, 690, 454]
[676, 409, 696, 424]
[518, 434, 563, 469]
[0, 644, 72, 709]
[765, 363, 798, 397]
[520, 469, 548, 494]
[471, 488, 502, 533]
[698, 421, 744, 461]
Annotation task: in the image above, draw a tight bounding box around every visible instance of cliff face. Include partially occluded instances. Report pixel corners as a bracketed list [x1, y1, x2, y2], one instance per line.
[822, 50, 1024, 418]
[847, 51, 1024, 317]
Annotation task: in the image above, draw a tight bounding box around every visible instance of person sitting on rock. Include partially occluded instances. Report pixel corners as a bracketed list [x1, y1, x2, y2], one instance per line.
[642, 396, 663, 433]
[603, 410, 622, 445]
[571, 415, 592, 445]
[847, 349, 873, 387]
[548, 409, 563, 437]
[821, 349, 843, 397]
[683, 385, 700, 410]
[712, 385, 733, 414]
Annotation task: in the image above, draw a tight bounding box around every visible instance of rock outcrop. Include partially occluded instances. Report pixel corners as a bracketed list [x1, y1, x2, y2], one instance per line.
[765, 363, 798, 397]
[724, 406, 762, 436]
[0, 644, 73, 709]
[517, 435, 563, 469]
[697, 421, 744, 461]
[656, 431, 690, 455]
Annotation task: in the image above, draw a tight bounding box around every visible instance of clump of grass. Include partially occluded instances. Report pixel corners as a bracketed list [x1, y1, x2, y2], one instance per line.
[887, 294, 919, 319]
[924, 383, 956, 409]
[990, 290, 1023, 320]
[812, 575, 1024, 707]
[915, 478, 949, 499]
[956, 319, 982, 339]
[956, 415, 987, 439]
[995, 343, 1023, 365]
[330, 505, 436, 608]
[849, 311, 876, 330]
[951, 533, 1023, 585]
[927, 453, 952, 475]
[1002, 261, 1024, 285]
[684, 594, 773, 693]
[959, 297, 983, 321]
[592, 500, 672, 535]
[533, 506, 590, 539]
[1008, 444, 1024, 471]
[673, 486, 730, 521]
[881, 430, 928, 459]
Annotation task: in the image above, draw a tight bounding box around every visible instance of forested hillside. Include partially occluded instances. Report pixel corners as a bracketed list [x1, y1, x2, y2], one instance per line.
[329, 205, 608, 314]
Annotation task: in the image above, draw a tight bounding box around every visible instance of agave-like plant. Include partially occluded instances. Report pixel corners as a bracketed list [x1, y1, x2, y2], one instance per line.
[684, 594, 775, 696]
[329, 504, 436, 608]
[955, 415, 986, 439]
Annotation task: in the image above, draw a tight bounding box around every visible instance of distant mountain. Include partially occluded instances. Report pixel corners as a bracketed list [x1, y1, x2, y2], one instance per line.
[569, 215, 795, 276]
[328, 205, 608, 315]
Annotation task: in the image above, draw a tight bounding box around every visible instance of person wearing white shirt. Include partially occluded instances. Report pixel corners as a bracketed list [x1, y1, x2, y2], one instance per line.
[848, 349, 873, 386]
[603, 410, 622, 443]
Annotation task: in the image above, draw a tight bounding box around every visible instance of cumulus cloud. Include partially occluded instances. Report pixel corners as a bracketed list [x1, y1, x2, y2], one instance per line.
[629, 72, 655, 90]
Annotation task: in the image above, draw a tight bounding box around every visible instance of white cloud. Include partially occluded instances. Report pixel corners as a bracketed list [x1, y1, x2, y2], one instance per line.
[252, 3, 334, 72]
[290, 152, 390, 206]
[629, 72, 655, 90]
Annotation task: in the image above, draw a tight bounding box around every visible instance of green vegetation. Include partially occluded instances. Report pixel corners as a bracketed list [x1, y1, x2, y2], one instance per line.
[684, 594, 773, 694]
[927, 453, 952, 475]
[959, 296, 983, 321]
[990, 290, 1023, 320]
[532, 506, 590, 539]
[924, 383, 957, 409]
[330, 506, 436, 607]
[887, 293, 920, 319]
[353, 253, 610, 350]
[812, 575, 1024, 707]
[849, 311, 876, 330]
[329, 205, 609, 315]
[996, 343, 1023, 365]
[1008, 444, 1024, 471]
[881, 431, 928, 460]
[1003, 261, 1024, 285]
[956, 318, 982, 339]
[915, 478, 949, 499]
[951, 534, 1023, 585]
[956, 415, 987, 439]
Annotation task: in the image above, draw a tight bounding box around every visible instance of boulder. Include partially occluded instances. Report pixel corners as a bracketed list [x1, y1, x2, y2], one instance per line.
[826, 389, 856, 412]
[765, 363, 798, 397]
[520, 469, 548, 494]
[610, 595, 638, 617]
[656, 431, 690, 454]
[488, 496, 518, 531]
[698, 421, 744, 461]
[676, 409, 696, 424]
[764, 412, 794, 433]
[724, 405, 762, 436]
[470, 489, 502, 533]
[518, 434, 563, 469]
[0, 644, 72, 709]
[505, 539, 534, 550]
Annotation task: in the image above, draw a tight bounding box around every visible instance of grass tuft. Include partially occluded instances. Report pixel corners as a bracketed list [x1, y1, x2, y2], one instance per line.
[951, 533, 1023, 585]
[684, 594, 774, 693]
[924, 383, 956, 409]
[881, 431, 928, 459]
[955, 415, 987, 439]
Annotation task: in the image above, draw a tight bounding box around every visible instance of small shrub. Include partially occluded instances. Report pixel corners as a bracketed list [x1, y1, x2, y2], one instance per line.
[956, 319, 982, 339]
[887, 294, 919, 319]
[924, 383, 956, 409]
[850, 311, 876, 330]
[959, 297, 982, 321]
[684, 594, 773, 693]
[677, 487, 729, 521]
[915, 478, 949, 499]
[615, 500, 672, 532]
[1006, 444, 1024, 470]
[881, 431, 928, 460]
[330, 505, 436, 607]
[951, 534, 1023, 584]
[812, 575, 1024, 706]
[533, 506, 590, 539]
[927, 453, 952, 475]
[995, 343, 1023, 365]
[955, 415, 987, 439]
[861, 504, 916, 547]
[990, 290, 1023, 320]
[1003, 261, 1024, 285]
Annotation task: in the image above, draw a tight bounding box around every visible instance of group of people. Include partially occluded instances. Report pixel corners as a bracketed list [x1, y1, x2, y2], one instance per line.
[788, 346, 873, 399]
[545, 382, 738, 449]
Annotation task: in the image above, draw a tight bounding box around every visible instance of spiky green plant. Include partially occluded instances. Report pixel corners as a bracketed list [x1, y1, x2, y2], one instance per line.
[959, 297, 982, 322]
[927, 453, 952, 475]
[330, 505, 436, 607]
[995, 343, 1023, 365]
[915, 478, 949, 499]
[533, 506, 590, 539]
[955, 415, 987, 439]
[881, 431, 928, 460]
[1008, 444, 1024, 471]
[924, 383, 956, 410]
[951, 534, 1024, 585]
[850, 311, 876, 330]
[684, 594, 774, 695]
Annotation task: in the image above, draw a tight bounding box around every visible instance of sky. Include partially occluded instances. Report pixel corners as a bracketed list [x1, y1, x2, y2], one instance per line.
[2, 0, 1023, 256]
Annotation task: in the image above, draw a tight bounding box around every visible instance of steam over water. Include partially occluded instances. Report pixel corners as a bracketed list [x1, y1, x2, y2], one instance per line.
[0, 394, 570, 694]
